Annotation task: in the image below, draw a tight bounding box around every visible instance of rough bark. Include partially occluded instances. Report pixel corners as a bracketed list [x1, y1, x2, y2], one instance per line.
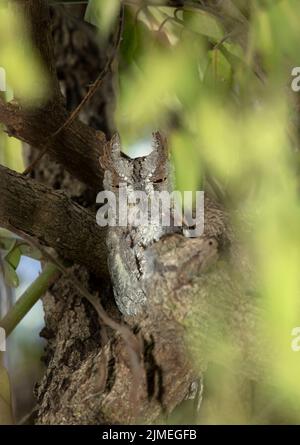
[35, 231, 269, 424]
[0, 98, 105, 192]
[0, 165, 107, 277]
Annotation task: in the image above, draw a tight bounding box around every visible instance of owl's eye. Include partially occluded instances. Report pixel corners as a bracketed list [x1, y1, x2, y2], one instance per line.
[153, 177, 167, 184]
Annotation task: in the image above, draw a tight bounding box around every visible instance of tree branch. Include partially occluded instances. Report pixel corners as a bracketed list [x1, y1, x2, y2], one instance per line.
[0, 97, 105, 190]
[0, 164, 108, 277]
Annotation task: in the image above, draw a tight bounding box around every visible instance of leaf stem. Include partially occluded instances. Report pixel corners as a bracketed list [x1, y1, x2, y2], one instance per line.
[0, 263, 60, 337]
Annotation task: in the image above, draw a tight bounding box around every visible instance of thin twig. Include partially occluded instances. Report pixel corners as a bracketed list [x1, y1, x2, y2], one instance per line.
[158, 15, 174, 33]
[17, 407, 37, 426]
[22, 146, 48, 176]
[134, 5, 147, 26]
[213, 31, 234, 50]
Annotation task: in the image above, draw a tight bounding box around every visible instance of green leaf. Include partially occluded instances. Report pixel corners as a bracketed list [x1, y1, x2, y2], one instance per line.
[4, 241, 21, 270]
[18, 243, 42, 261]
[1, 240, 42, 287]
[121, 9, 144, 66]
[85, 0, 120, 35]
[3, 240, 21, 287]
[0, 236, 15, 251]
[3, 261, 19, 288]
[0, 228, 12, 238]
[182, 10, 223, 41]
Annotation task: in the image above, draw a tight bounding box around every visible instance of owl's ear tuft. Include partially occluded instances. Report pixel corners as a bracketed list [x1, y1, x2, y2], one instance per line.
[110, 133, 122, 156]
[99, 133, 122, 169]
[152, 131, 167, 154]
[99, 138, 112, 171]
[149, 131, 169, 181]
[99, 133, 133, 184]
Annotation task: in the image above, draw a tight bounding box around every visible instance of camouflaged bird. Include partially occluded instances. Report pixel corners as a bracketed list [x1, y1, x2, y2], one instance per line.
[99, 132, 176, 316]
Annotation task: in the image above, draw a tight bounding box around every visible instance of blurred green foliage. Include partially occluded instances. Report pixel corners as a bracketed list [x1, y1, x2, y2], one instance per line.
[0, 132, 23, 172]
[85, 0, 120, 36]
[112, 0, 300, 423]
[0, 1, 45, 173]
[0, 3, 49, 103]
